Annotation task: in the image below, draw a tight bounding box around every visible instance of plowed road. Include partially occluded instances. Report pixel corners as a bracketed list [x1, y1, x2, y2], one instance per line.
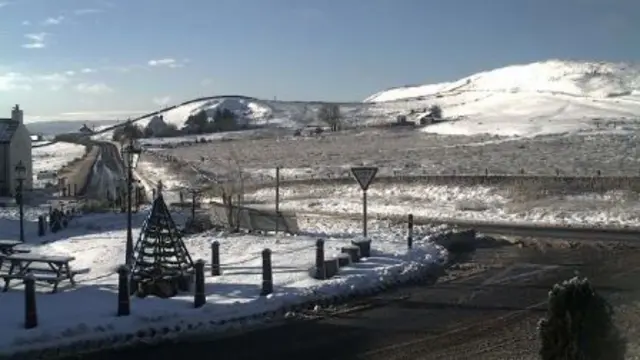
[62, 240, 640, 360]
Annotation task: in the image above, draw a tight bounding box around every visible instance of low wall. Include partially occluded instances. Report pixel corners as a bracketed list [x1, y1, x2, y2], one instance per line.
[205, 202, 300, 234]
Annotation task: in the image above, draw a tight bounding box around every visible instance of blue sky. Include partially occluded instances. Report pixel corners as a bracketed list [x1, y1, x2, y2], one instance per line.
[0, 0, 637, 121]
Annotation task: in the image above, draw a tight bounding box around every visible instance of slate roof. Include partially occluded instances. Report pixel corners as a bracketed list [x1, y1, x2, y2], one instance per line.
[0, 119, 18, 144]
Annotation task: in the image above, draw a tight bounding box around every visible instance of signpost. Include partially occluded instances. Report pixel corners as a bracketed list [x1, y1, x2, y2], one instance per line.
[350, 166, 379, 238]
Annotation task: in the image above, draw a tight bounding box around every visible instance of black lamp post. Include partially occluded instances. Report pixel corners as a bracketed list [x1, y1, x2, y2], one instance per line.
[120, 138, 142, 266]
[15, 161, 26, 243]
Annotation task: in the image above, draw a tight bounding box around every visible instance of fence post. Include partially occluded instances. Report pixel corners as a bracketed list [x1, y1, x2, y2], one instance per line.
[260, 249, 273, 296]
[194, 260, 206, 308]
[210, 241, 220, 276]
[315, 239, 325, 280]
[117, 265, 130, 316]
[24, 274, 38, 329]
[407, 214, 414, 250]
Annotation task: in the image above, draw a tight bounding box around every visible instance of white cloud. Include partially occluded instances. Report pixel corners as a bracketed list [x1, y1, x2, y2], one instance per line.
[153, 96, 172, 106]
[74, 9, 102, 15]
[75, 82, 113, 94]
[43, 16, 64, 26]
[0, 72, 32, 91]
[21, 20, 30, 26]
[37, 73, 71, 91]
[22, 32, 47, 48]
[80, 68, 96, 74]
[65, 70, 76, 76]
[25, 33, 47, 42]
[22, 43, 45, 49]
[147, 58, 185, 68]
[0, 70, 72, 92]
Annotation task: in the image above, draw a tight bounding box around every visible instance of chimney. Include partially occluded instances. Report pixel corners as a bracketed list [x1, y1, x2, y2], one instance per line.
[11, 104, 23, 123]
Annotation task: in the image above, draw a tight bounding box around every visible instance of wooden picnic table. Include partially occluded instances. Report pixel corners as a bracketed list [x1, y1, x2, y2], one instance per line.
[1, 253, 89, 293]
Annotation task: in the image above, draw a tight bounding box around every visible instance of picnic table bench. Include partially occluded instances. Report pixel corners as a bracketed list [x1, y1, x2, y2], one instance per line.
[1, 253, 89, 293]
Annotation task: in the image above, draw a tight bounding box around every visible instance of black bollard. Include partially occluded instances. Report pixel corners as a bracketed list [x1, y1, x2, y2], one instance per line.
[117, 265, 130, 316]
[315, 239, 325, 280]
[260, 249, 273, 296]
[67, 184, 71, 197]
[73, 184, 78, 197]
[210, 241, 220, 276]
[37, 216, 45, 237]
[407, 214, 414, 250]
[24, 274, 38, 329]
[194, 260, 206, 308]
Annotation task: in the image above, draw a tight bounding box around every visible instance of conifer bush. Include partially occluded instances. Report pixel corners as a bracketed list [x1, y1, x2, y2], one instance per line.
[538, 277, 626, 360]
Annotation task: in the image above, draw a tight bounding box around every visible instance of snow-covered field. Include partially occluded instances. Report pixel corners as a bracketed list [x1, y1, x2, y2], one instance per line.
[0, 208, 445, 356]
[245, 184, 640, 227]
[155, 128, 639, 178]
[32, 142, 87, 187]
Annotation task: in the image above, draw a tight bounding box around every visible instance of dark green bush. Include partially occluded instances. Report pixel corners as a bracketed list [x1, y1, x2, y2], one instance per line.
[538, 277, 625, 360]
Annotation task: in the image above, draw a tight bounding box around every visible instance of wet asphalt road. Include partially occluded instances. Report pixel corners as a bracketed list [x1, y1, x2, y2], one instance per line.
[54, 240, 640, 360]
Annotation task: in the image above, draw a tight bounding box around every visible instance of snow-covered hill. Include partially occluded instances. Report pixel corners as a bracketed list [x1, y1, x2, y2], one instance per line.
[365, 60, 640, 102]
[136, 97, 273, 128]
[93, 59, 640, 141]
[364, 60, 640, 136]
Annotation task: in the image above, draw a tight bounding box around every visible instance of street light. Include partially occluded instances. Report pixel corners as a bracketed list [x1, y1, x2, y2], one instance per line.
[15, 161, 26, 243]
[120, 138, 142, 266]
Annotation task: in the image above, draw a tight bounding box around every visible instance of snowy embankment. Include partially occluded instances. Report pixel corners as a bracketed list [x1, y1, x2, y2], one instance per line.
[0, 210, 446, 357]
[32, 142, 86, 188]
[245, 184, 640, 227]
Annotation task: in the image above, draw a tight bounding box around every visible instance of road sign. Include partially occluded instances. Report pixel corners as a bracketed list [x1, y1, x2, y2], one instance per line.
[351, 167, 378, 191]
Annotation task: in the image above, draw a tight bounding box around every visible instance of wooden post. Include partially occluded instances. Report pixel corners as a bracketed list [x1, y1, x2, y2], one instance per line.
[194, 260, 206, 308]
[24, 274, 38, 329]
[210, 241, 220, 276]
[37, 216, 45, 237]
[117, 265, 130, 316]
[315, 239, 325, 280]
[407, 214, 414, 250]
[260, 249, 273, 296]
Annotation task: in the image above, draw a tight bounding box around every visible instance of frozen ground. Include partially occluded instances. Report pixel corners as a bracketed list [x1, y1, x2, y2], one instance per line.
[32, 142, 87, 188]
[0, 206, 445, 355]
[245, 184, 640, 227]
[153, 127, 639, 180]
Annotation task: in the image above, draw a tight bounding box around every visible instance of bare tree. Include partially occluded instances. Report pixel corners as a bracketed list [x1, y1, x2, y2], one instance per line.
[218, 150, 246, 232]
[318, 103, 341, 132]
